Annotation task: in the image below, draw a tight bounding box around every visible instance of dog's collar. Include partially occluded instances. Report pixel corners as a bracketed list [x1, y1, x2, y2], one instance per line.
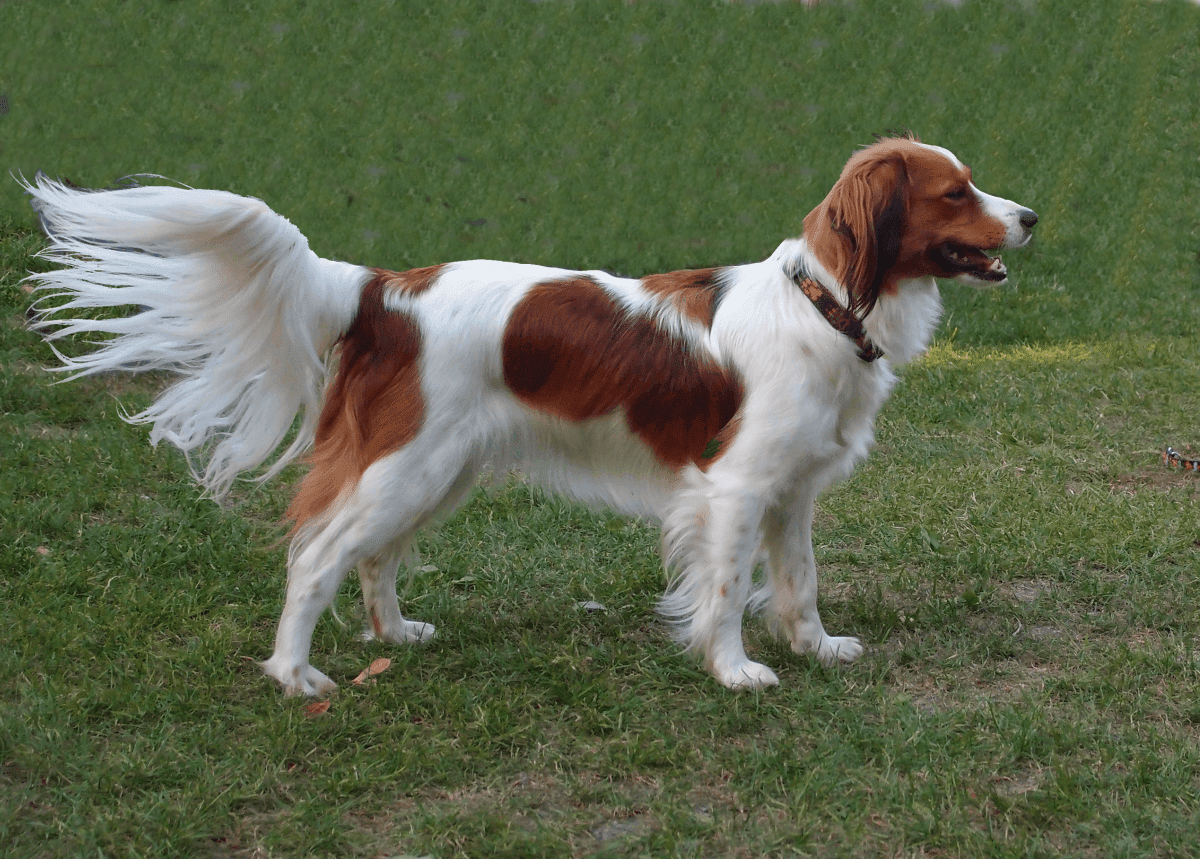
[791, 272, 883, 363]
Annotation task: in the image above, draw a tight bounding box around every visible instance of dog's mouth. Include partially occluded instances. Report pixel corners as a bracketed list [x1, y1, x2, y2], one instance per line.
[936, 242, 1008, 282]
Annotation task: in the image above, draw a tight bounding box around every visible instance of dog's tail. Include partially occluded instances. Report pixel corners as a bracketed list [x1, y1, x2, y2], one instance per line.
[22, 173, 369, 500]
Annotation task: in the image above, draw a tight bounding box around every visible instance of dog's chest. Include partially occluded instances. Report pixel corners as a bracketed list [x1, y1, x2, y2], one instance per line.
[766, 355, 895, 479]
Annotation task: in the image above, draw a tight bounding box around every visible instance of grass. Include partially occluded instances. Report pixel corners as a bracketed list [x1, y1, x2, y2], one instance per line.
[2, 0, 1200, 856]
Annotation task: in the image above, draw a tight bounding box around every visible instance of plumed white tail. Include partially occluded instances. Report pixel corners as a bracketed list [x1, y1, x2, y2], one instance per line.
[22, 174, 368, 500]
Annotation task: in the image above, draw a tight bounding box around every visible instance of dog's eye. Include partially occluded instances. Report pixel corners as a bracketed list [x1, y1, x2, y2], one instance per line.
[945, 188, 968, 201]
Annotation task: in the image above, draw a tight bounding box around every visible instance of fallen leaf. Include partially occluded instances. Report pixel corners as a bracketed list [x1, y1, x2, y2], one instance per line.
[304, 700, 331, 717]
[352, 656, 392, 686]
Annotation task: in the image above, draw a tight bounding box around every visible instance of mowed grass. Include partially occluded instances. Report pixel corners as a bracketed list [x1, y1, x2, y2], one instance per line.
[2, 1, 1200, 857]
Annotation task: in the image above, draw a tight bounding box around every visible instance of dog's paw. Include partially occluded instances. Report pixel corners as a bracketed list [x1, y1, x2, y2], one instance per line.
[362, 618, 436, 645]
[713, 660, 780, 691]
[814, 634, 863, 667]
[261, 656, 338, 697]
[781, 619, 863, 667]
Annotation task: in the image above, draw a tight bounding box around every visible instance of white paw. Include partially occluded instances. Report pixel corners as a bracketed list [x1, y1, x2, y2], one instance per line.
[713, 660, 780, 691]
[261, 656, 338, 698]
[362, 618, 436, 644]
[814, 634, 863, 667]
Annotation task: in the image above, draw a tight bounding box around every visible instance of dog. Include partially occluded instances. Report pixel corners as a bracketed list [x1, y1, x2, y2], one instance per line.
[24, 133, 1036, 695]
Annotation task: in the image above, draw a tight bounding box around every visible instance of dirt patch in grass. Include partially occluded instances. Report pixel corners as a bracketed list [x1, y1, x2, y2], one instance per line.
[354, 765, 860, 858]
[1001, 579, 1056, 605]
[989, 764, 1047, 798]
[0, 354, 47, 376]
[348, 769, 679, 857]
[3, 325, 174, 393]
[1072, 454, 1200, 497]
[18, 420, 76, 440]
[888, 653, 1061, 716]
[209, 808, 295, 859]
[1106, 468, 1200, 496]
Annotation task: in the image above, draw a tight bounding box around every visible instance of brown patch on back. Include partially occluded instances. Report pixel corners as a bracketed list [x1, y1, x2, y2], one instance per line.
[287, 275, 425, 530]
[502, 277, 742, 470]
[371, 264, 447, 296]
[640, 268, 726, 328]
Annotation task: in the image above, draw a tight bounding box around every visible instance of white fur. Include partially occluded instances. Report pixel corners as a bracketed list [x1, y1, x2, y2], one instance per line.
[916, 142, 1034, 250]
[974, 185, 1036, 249]
[23, 174, 366, 498]
[23, 151, 1031, 696]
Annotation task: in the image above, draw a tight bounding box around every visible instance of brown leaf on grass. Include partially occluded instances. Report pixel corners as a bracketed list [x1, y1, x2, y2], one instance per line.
[352, 657, 392, 686]
[304, 700, 331, 717]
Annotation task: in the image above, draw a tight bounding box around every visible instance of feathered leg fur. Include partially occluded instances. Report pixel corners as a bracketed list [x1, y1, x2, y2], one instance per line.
[660, 473, 780, 690]
[761, 492, 863, 666]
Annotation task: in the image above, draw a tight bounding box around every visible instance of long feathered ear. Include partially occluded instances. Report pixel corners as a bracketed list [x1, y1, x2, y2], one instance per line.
[824, 153, 908, 316]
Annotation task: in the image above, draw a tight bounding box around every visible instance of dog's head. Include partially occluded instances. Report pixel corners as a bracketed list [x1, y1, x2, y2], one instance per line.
[803, 134, 1037, 315]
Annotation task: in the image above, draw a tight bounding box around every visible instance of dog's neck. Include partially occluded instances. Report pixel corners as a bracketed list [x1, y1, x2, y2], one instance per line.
[790, 273, 883, 363]
[772, 238, 943, 366]
[861, 275, 943, 365]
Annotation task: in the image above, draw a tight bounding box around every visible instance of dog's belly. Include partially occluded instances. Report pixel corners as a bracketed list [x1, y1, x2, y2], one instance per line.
[503, 408, 680, 520]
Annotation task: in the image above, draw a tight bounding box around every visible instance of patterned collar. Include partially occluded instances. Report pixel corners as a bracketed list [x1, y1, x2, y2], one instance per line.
[791, 272, 883, 363]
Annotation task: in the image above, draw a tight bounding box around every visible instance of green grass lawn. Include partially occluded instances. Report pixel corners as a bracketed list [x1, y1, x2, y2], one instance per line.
[3, 0, 1200, 856]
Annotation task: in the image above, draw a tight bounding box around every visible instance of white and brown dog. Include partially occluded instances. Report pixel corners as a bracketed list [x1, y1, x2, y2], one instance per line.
[25, 134, 1036, 695]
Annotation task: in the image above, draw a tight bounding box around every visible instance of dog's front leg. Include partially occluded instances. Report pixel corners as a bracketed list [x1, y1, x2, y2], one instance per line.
[761, 492, 863, 666]
[694, 491, 780, 691]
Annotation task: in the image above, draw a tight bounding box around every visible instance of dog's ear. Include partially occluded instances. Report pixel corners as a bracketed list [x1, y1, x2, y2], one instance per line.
[825, 153, 908, 316]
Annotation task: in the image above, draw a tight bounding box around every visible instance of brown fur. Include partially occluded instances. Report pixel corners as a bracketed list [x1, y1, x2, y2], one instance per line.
[802, 134, 1009, 313]
[370, 264, 447, 296]
[501, 277, 742, 470]
[885, 148, 1008, 282]
[803, 140, 911, 316]
[286, 275, 426, 530]
[640, 268, 727, 328]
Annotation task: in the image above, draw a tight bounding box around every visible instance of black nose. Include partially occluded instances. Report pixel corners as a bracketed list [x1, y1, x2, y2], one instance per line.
[1019, 209, 1038, 229]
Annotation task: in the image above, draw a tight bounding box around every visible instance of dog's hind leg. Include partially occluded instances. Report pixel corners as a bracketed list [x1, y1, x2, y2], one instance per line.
[760, 491, 863, 667]
[263, 445, 477, 696]
[358, 460, 480, 646]
[262, 510, 376, 697]
[358, 537, 435, 645]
